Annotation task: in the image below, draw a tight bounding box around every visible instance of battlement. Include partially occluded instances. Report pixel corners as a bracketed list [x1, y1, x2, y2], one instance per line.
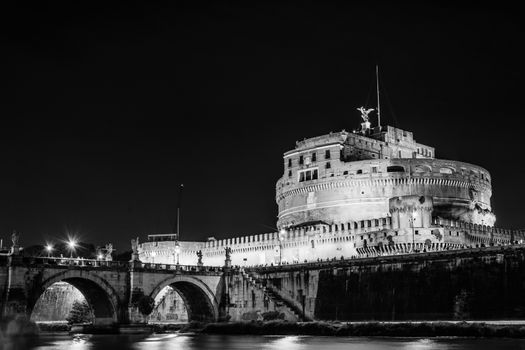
[432, 217, 525, 245]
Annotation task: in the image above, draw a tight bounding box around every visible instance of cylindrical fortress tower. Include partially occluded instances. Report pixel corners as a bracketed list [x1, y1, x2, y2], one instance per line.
[276, 126, 495, 230]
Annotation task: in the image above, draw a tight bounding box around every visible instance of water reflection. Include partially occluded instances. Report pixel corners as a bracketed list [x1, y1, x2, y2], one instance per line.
[263, 335, 303, 350]
[3, 333, 525, 350]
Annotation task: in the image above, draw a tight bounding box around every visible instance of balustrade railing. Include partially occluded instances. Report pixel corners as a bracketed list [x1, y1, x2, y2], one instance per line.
[16, 256, 128, 268]
[1, 255, 224, 273]
[140, 262, 223, 273]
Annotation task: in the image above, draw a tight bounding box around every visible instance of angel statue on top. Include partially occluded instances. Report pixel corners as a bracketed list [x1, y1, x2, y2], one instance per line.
[357, 106, 375, 123]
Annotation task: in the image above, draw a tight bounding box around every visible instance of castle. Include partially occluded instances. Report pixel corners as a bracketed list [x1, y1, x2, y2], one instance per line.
[139, 115, 524, 266]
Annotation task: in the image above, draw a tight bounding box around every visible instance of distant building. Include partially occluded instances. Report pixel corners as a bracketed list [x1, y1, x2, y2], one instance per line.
[139, 120, 522, 266]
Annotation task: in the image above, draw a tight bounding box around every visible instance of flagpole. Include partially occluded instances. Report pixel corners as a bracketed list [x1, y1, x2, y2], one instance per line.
[376, 65, 381, 129]
[177, 184, 183, 240]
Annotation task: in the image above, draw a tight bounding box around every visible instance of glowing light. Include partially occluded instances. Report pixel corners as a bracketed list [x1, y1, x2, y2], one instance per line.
[66, 238, 78, 258]
[97, 254, 104, 260]
[68, 239, 77, 249]
[45, 244, 53, 252]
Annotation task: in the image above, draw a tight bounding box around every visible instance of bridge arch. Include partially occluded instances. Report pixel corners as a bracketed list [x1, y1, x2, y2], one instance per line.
[30, 270, 121, 325]
[150, 275, 219, 322]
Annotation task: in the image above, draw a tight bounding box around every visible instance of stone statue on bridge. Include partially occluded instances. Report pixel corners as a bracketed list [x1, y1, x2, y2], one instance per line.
[10, 230, 20, 255]
[130, 237, 140, 263]
[131, 237, 139, 254]
[197, 250, 203, 266]
[105, 243, 114, 261]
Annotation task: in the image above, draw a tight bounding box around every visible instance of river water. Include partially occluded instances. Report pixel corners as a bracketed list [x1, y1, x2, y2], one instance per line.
[3, 333, 525, 350]
[4, 333, 525, 350]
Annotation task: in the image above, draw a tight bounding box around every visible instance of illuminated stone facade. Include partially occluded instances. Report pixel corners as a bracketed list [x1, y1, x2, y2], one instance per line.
[139, 125, 522, 267]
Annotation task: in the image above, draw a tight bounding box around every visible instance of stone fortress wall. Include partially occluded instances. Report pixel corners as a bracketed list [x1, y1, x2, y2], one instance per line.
[138, 125, 522, 267]
[139, 211, 525, 267]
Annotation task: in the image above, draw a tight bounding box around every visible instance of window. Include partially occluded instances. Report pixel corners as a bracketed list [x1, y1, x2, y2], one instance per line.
[288, 158, 292, 167]
[312, 153, 316, 162]
[372, 166, 377, 173]
[356, 169, 362, 174]
[288, 170, 292, 177]
[298, 168, 318, 182]
[398, 150, 402, 158]
[326, 162, 331, 169]
[325, 150, 331, 159]
[299, 155, 304, 165]
[387, 166, 405, 173]
[343, 171, 348, 175]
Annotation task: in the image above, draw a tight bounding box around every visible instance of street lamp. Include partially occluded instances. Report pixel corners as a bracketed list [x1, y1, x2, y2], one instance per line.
[45, 244, 53, 257]
[67, 239, 77, 258]
[410, 211, 417, 252]
[174, 241, 181, 265]
[278, 229, 286, 265]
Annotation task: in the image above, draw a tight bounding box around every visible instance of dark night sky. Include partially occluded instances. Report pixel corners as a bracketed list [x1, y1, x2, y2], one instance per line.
[1, 1, 523, 251]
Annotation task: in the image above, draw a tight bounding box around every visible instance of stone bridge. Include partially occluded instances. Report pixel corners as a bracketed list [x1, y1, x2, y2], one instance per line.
[4, 244, 525, 327]
[0, 255, 230, 326]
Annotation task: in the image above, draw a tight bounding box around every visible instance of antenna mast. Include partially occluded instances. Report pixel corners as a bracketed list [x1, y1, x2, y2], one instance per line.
[376, 65, 381, 129]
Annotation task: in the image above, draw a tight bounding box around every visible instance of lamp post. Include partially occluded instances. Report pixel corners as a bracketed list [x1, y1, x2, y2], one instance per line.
[278, 229, 286, 265]
[45, 244, 53, 258]
[174, 241, 181, 266]
[410, 211, 417, 253]
[67, 239, 77, 259]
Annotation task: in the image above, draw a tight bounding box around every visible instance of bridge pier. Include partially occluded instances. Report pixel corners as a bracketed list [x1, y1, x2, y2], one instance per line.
[1, 256, 32, 320]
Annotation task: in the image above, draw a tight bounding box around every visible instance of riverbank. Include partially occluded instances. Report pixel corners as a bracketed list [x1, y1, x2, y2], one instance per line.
[36, 321, 186, 334]
[34, 320, 525, 338]
[185, 320, 525, 338]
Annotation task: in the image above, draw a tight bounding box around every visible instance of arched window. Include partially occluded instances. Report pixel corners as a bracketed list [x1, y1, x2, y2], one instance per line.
[414, 165, 432, 173]
[439, 167, 454, 175]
